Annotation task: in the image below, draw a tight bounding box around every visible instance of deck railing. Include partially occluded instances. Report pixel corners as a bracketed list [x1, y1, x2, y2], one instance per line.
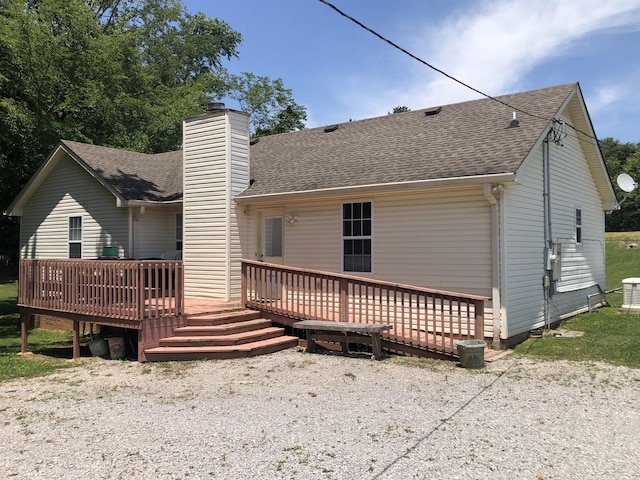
[18, 259, 184, 321]
[241, 260, 486, 355]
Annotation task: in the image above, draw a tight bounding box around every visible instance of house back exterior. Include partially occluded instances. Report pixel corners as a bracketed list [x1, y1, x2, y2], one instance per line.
[5, 82, 616, 347]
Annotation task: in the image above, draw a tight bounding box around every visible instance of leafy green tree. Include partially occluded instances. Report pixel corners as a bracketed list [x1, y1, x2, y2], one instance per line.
[601, 138, 640, 231]
[224, 72, 307, 136]
[0, 0, 242, 210]
[390, 106, 411, 114]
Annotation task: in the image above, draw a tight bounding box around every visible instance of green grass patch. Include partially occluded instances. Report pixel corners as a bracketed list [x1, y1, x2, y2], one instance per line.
[0, 272, 76, 382]
[514, 306, 640, 368]
[514, 232, 640, 368]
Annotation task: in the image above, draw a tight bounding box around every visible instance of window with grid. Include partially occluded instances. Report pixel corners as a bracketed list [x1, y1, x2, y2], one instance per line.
[342, 201, 372, 273]
[68, 216, 82, 258]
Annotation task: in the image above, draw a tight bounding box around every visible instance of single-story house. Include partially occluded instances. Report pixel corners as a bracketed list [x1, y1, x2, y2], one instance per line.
[6, 82, 616, 351]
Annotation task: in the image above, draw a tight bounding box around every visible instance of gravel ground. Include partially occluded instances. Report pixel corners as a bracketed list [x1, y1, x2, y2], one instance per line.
[1, 348, 639, 480]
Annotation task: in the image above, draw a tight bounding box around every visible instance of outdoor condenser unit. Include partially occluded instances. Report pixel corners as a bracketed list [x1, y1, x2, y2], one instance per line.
[621, 278, 640, 313]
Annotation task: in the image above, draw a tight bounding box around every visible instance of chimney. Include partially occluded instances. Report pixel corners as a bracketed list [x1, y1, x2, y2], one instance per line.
[182, 106, 251, 301]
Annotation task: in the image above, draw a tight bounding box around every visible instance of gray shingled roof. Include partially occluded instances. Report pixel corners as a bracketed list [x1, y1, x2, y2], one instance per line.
[239, 83, 577, 198]
[61, 83, 576, 202]
[61, 141, 183, 202]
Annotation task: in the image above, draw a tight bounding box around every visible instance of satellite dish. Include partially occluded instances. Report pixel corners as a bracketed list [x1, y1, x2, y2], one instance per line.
[617, 173, 637, 193]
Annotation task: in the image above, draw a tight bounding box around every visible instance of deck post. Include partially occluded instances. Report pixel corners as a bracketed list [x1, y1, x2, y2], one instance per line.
[20, 312, 29, 354]
[72, 320, 80, 359]
[241, 262, 247, 306]
[474, 299, 484, 340]
[339, 278, 349, 322]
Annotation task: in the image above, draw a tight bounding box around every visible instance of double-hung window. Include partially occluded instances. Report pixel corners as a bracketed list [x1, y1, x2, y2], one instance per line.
[68, 216, 82, 258]
[575, 208, 582, 245]
[343, 201, 372, 273]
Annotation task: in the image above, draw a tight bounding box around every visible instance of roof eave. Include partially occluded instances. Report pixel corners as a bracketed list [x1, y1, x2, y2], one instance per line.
[124, 199, 183, 208]
[235, 173, 517, 204]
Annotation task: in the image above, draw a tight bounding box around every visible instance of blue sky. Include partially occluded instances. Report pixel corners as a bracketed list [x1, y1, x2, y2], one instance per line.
[184, 0, 640, 143]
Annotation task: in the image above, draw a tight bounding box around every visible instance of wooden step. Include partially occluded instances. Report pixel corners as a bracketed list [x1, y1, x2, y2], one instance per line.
[159, 326, 286, 347]
[174, 318, 272, 336]
[185, 309, 262, 326]
[144, 335, 299, 361]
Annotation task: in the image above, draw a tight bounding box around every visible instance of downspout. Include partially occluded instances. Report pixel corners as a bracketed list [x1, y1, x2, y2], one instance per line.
[543, 131, 553, 329]
[128, 208, 133, 259]
[483, 183, 502, 349]
[224, 113, 232, 301]
[130, 206, 146, 260]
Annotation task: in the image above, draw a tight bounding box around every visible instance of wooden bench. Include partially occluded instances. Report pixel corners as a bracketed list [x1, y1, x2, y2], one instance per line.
[293, 320, 393, 360]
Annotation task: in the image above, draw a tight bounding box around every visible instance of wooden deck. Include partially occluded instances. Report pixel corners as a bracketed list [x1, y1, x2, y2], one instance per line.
[16, 258, 489, 362]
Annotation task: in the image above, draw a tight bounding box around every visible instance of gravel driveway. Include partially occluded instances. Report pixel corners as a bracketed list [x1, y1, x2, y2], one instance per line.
[1, 348, 638, 479]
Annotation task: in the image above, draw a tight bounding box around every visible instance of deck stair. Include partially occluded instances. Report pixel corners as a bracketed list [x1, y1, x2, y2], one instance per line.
[143, 309, 299, 361]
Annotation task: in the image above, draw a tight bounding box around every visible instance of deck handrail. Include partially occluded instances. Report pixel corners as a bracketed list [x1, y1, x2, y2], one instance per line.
[241, 259, 486, 355]
[18, 259, 184, 321]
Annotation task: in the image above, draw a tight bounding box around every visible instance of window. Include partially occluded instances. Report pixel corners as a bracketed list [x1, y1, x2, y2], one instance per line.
[343, 201, 372, 272]
[264, 217, 283, 257]
[68, 216, 82, 258]
[575, 208, 582, 244]
[176, 213, 183, 250]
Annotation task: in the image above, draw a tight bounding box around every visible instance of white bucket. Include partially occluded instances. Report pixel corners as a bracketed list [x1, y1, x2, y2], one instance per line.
[108, 337, 126, 359]
[88, 337, 109, 357]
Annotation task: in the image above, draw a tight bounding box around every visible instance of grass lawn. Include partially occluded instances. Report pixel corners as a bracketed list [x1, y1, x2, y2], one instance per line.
[514, 232, 640, 368]
[0, 269, 76, 382]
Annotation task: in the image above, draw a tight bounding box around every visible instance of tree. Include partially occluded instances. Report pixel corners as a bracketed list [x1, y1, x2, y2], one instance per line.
[601, 138, 640, 231]
[390, 106, 411, 114]
[223, 72, 306, 136]
[0, 0, 306, 213]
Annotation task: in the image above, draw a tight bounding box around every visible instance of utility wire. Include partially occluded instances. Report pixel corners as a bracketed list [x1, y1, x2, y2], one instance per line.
[318, 0, 608, 149]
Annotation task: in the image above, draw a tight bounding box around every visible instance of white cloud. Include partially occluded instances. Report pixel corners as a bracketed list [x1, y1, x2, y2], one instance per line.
[342, 0, 640, 118]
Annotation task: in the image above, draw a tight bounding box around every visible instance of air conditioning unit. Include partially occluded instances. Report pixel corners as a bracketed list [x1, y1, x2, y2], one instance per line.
[621, 278, 640, 313]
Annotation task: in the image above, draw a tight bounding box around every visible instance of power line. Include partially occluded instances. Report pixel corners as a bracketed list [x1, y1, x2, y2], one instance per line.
[318, 0, 608, 150]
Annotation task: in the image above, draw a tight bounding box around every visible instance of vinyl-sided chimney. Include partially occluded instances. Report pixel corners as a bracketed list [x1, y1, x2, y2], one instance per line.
[182, 103, 250, 301]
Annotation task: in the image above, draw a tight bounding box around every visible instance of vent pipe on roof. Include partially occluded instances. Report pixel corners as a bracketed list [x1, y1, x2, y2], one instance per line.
[508, 111, 519, 128]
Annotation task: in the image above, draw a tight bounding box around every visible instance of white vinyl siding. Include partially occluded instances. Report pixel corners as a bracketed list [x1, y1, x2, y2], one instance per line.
[19, 154, 129, 259]
[246, 187, 492, 296]
[504, 109, 606, 338]
[134, 206, 182, 259]
[182, 110, 250, 300]
[546, 113, 605, 294]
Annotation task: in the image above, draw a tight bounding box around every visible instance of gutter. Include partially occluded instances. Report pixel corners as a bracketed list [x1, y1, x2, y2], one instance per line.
[483, 183, 502, 349]
[235, 173, 517, 204]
